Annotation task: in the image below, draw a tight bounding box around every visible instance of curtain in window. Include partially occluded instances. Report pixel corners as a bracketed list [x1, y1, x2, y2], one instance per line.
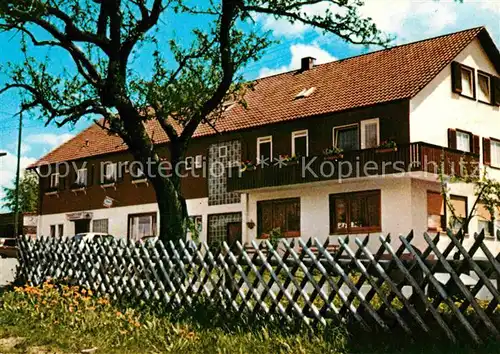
[257, 198, 300, 237]
[337, 126, 359, 151]
[456, 131, 470, 152]
[363, 122, 378, 148]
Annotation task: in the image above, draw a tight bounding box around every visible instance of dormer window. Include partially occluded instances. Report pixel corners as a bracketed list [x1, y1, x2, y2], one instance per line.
[295, 87, 316, 99]
[478, 72, 491, 103]
[461, 66, 474, 98]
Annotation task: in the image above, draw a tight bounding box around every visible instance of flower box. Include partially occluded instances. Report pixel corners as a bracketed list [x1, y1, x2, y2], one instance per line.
[324, 154, 344, 161]
[375, 147, 398, 153]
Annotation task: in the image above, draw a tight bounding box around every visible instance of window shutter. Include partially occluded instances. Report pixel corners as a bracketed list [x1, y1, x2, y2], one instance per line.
[451, 62, 462, 93]
[483, 137, 491, 166]
[472, 135, 480, 155]
[493, 76, 500, 106]
[448, 128, 457, 149]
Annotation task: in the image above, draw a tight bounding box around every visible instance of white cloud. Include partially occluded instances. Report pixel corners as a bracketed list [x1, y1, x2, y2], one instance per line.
[0, 151, 36, 211]
[254, 0, 460, 42]
[25, 133, 74, 148]
[258, 43, 337, 78]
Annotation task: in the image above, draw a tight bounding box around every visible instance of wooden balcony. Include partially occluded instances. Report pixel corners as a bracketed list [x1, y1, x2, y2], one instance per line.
[227, 142, 479, 192]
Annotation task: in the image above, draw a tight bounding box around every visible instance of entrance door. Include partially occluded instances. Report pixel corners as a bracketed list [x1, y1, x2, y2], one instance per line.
[74, 220, 90, 234]
[226, 222, 242, 246]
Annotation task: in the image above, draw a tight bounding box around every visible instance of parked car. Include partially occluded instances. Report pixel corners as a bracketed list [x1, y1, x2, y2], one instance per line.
[0, 238, 18, 258]
[72, 233, 116, 243]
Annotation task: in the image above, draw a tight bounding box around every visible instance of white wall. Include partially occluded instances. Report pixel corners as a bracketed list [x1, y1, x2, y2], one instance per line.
[246, 176, 417, 251]
[409, 37, 500, 255]
[38, 197, 245, 243]
[410, 38, 500, 179]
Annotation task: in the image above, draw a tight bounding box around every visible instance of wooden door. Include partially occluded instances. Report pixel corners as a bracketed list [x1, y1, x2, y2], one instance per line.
[226, 222, 242, 246]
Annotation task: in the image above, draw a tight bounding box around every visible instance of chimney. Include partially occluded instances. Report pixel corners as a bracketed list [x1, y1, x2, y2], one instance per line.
[300, 56, 316, 71]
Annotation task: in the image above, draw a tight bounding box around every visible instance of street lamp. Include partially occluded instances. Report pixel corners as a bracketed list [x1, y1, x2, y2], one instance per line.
[0, 152, 6, 157]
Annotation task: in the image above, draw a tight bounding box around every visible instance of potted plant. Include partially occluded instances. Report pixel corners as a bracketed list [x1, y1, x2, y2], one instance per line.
[279, 154, 299, 165]
[323, 146, 344, 160]
[240, 160, 256, 172]
[376, 139, 398, 153]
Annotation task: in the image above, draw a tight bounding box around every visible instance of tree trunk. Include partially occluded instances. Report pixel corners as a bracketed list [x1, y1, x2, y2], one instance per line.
[153, 176, 188, 244]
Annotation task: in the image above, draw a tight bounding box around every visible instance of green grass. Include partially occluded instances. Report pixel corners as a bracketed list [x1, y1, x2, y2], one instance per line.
[0, 283, 499, 354]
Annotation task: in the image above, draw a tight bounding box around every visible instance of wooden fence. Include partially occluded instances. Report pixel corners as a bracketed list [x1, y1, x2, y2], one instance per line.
[17, 230, 500, 344]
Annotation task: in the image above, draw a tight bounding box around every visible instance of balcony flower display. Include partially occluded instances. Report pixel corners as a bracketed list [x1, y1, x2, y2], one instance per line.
[323, 146, 344, 160]
[279, 154, 299, 165]
[240, 160, 256, 172]
[376, 139, 398, 153]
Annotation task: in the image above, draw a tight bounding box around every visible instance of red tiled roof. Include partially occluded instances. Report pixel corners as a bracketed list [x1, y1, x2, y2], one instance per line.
[30, 26, 491, 167]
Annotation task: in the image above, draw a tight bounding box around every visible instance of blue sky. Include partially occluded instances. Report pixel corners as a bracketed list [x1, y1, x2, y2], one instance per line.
[0, 0, 499, 209]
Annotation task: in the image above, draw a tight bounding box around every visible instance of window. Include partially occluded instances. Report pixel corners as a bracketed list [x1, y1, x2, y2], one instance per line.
[296, 87, 316, 99]
[456, 130, 471, 152]
[329, 190, 381, 234]
[76, 168, 87, 186]
[292, 130, 308, 157]
[185, 156, 194, 170]
[360, 118, 380, 149]
[334, 125, 359, 151]
[491, 139, 500, 167]
[58, 224, 64, 238]
[103, 162, 117, 183]
[478, 72, 491, 103]
[50, 225, 56, 238]
[219, 146, 228, 158]
[93, 219, 109, 234]
[461, 66, 474, 98]
[130, 163, 145, 180]
[427, 192, 446, 232]
[128, 213, 157, 242]
[257, 198, 300, 238]
[257, 136, 273, 164]
[195, 155, 203, 169]
[50, 173, 60, 188]
[477, 203, 494, 237]
[448, 195, 468, 234]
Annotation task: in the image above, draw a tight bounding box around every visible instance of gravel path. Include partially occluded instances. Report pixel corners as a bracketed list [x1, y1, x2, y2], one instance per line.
[0, 258, 18, 286]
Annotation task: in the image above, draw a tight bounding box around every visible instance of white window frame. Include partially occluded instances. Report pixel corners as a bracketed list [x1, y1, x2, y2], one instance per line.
[360, 118, 380, 149]
[491, 139, 500, 167]
[332, 124, 359, 149]
[257, 136, 273, 163]
[195, 155, 203, 169]
[219, 146, 228, 158]
[50, 173, 60, 188]
[291, 130, 309, 157]
[460, 66, 474, 98]
[76, 168, 87, 186]
[104, 162, 118, 182]
[478, 72, 491, 103]
[185, 156, 194, 170]
[456, 130, 471, 153]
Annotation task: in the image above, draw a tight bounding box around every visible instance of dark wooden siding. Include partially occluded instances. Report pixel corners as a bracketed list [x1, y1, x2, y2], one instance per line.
[38, 100, 410, 215]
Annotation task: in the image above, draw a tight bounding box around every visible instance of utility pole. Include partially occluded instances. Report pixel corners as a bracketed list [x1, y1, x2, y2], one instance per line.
[14, 111, 23, 238]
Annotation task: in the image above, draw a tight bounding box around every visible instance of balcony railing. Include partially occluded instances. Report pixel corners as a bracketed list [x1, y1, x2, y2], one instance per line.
[227, 142, 479, 192]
